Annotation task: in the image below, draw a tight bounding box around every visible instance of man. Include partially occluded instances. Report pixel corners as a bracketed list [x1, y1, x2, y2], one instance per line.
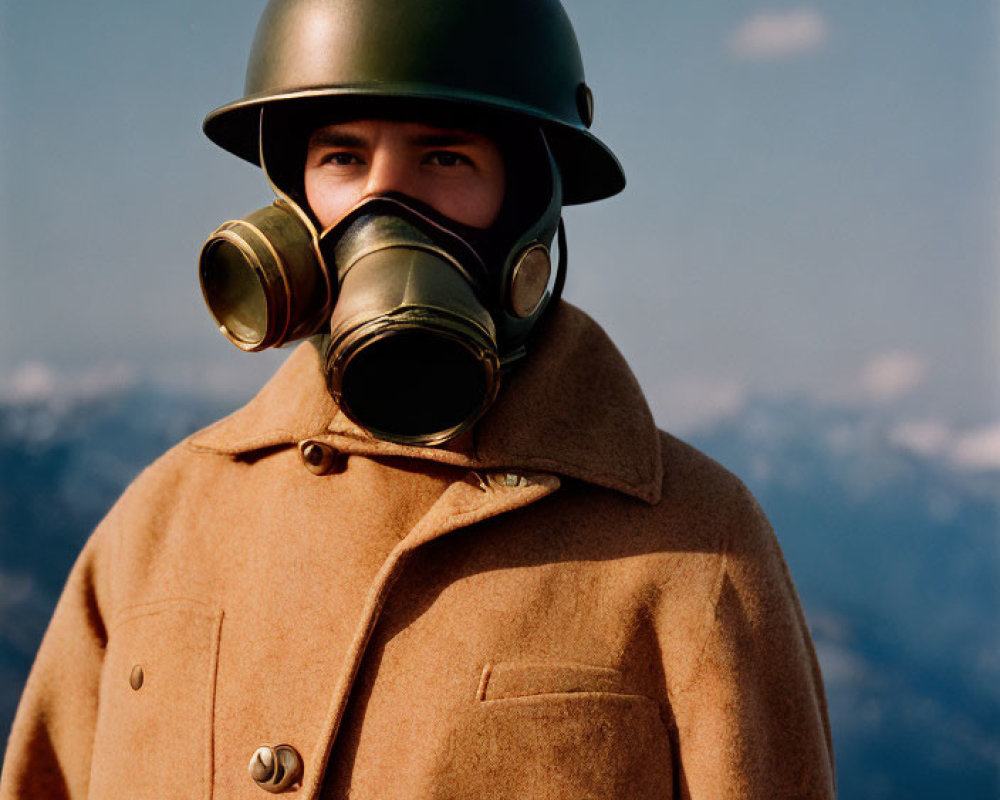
[1, 0, 836, 797]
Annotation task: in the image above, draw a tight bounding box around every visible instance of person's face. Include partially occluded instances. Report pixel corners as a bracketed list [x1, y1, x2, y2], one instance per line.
[304, 118, 506, 230]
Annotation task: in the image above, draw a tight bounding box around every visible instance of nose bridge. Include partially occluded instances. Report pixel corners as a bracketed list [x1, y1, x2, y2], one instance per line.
[364, 142, 413, 198]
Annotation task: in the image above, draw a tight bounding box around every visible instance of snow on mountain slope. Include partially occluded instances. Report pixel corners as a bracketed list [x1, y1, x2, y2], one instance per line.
[1, 379, 997, 797]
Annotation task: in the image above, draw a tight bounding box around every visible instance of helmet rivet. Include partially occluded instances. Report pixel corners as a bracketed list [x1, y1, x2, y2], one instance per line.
[576, 83, 595, 128]
[508, 245, 552, 319]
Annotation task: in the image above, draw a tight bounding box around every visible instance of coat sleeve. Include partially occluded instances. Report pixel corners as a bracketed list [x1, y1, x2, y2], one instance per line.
[0, 511, 118, 800]
[664, 491, 836, 800]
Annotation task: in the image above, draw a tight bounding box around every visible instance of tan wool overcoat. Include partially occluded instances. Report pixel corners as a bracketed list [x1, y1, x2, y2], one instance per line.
[1, 303, 835, 799]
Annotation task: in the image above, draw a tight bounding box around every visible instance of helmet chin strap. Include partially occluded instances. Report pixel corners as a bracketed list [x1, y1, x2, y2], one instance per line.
[551, 217, 568, 308]
[258, 109, 315, 234]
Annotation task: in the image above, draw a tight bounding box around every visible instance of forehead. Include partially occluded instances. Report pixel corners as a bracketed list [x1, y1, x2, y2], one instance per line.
[306, 117, 501, 148]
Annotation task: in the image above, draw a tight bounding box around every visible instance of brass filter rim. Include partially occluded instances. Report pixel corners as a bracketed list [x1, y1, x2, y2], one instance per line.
[199, 224, 292, 351]
[326, 310, 500, 447]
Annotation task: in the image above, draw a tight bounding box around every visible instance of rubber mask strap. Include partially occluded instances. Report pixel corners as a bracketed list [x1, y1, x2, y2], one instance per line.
[550, 217, 568, 307]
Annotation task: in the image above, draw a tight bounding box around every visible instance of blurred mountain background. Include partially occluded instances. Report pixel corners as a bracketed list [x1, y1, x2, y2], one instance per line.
[2, 0, 997, 796]
[0, 364, 996, 798]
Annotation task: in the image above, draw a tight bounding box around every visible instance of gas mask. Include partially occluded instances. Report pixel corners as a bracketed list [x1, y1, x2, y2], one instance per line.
[199, 112, 566, 446]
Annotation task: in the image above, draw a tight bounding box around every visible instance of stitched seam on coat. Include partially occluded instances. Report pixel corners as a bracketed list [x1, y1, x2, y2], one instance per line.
[305, 550, 412, 800]
[203, 609, 223, 800]
[83, 513, 123, 797]
[429, 487, 554, 537]
[307, 488, 552, 795]
[185, 432, 656, 501]
[185, 430, 299, 454]
[670, 514, 733, 698]
[476, 664, 493, 701]
[480, 691, 656, 704]
[107, 507, 124, 643]
[478, 662, 642, 702]
[107, 598, 218, 635]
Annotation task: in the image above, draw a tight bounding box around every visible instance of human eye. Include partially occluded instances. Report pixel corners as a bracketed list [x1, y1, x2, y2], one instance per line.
[320, 151, 364, 167]
[423, 150, 473, 168]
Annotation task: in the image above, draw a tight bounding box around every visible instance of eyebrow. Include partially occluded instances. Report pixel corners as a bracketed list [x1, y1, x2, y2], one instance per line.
[308, 131, 368, 149]
[411, 132, 480, 148]
[308, 128, 483, 150]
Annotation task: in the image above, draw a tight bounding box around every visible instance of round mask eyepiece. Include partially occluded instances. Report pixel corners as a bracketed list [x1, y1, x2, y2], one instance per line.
[507, 244, 552, 319]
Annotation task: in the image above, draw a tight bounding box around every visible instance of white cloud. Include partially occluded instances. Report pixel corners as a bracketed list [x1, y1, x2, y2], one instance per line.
[727, 8, 830, 60]
[4, 362, 59, 403]
[889, 419, 952, 457]
[890, 418, 1000, 472]
[814, 640, 868, 685]
[857, 351, 928, 404]
[652, 376, 746, 434]
[1, 361, 135, 405]
[951, 424, 1000, 471]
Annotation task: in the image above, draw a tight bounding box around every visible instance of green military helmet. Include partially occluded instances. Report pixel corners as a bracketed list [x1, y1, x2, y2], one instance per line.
[203, 0, 625, 205]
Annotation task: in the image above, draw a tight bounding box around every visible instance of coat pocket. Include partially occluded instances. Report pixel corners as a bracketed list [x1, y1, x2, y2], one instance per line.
[477, 661, 636, 701]
[463, 662, 673, 800]
[89, 599, 223, 800]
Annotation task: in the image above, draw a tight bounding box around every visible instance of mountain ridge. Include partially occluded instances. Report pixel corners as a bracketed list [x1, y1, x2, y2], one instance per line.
[1, 382, 997, 798]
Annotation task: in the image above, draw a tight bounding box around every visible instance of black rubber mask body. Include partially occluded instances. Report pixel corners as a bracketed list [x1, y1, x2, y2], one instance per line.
[319, 195, 502, 446]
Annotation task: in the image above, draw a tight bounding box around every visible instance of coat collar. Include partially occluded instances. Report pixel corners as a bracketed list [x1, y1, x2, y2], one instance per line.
[188, 302, 662, 504]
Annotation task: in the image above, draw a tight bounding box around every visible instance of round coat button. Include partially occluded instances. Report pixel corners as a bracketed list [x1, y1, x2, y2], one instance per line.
[298, 440, 340, 476]
[129, 665, 144, 691]
[249, 745, 303, 793]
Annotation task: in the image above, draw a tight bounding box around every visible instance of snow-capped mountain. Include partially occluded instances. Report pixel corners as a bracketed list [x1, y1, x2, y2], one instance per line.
[689, 397, 999, 799]
[1, 381, 996, 798]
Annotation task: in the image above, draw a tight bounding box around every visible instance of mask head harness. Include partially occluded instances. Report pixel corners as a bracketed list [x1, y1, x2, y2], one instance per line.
[200, 105, 567, 445]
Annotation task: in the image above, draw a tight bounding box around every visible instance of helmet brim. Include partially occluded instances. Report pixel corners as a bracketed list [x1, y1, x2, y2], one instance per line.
[203, 88, 625, 206]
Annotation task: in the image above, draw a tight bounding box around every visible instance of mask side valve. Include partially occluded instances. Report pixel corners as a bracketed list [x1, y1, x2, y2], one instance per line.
[199, 109, 333, 352]
[199, 199, 331, 351]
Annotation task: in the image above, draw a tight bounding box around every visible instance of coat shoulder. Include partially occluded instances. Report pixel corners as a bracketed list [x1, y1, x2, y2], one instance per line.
[98, 426, 265, 574]
[545, 427, 773, 588]
[113, 430, 242, 517]
[637, 428, 768, 556]
[656, 427, 753, 504]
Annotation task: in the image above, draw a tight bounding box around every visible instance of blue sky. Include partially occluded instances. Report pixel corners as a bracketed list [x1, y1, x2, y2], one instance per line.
[1, 1, 996, 447]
